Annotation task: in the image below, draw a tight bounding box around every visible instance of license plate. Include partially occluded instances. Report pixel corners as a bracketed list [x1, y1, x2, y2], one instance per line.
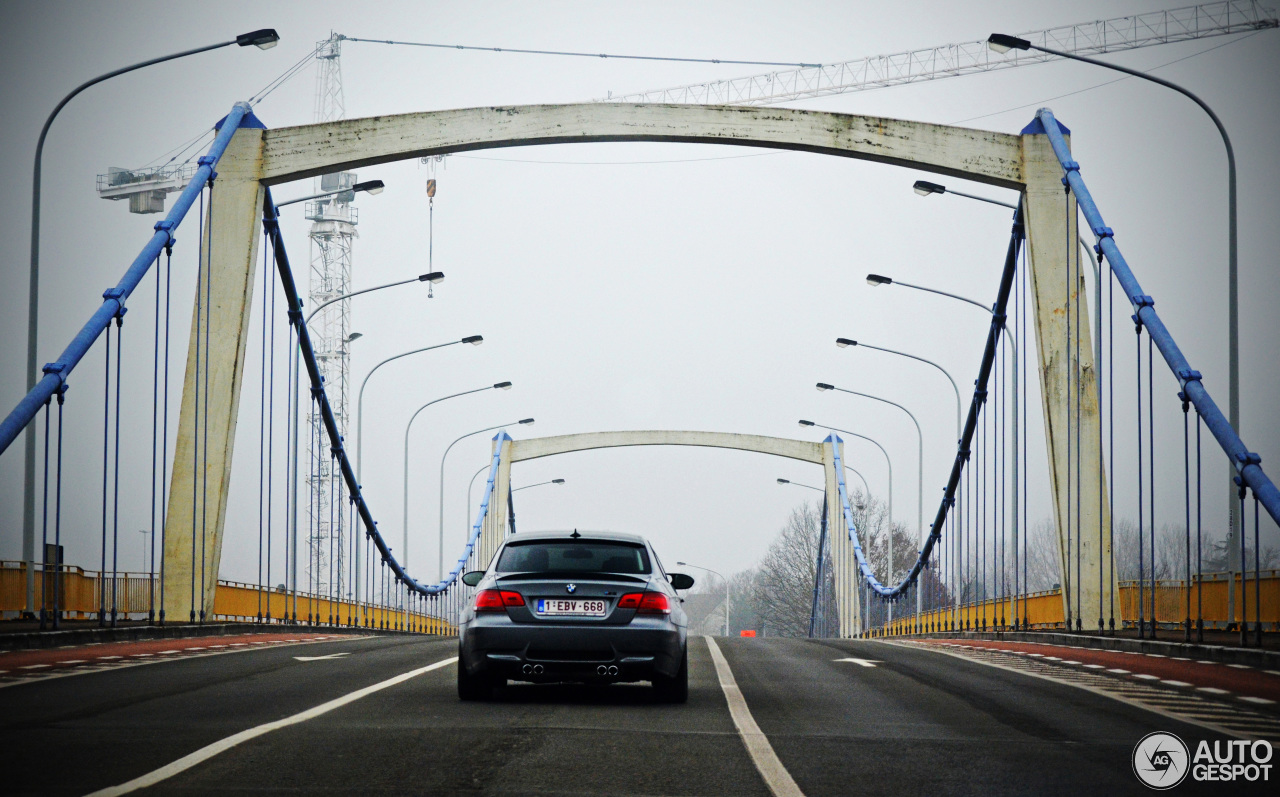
[536, 598, 607, 616]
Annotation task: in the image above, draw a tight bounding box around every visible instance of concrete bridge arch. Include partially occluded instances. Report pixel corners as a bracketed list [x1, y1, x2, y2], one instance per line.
[164, 102, 1111, 629]
[469, 429, 862, 634]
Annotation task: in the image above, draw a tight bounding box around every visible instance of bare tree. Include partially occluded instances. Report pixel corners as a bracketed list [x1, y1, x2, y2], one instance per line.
[753, 501, 822, 638]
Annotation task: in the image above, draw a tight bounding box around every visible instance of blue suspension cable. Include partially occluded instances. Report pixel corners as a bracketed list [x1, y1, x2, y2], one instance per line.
[151, 252, 161, 624]
[200, 178, 214, 624]
[100, 314, 110, 627]
[39, 398, 50, 631]
[160, 242, 172, 625]
[53, 389, 65, 630]
[1141, 314, 1152, 639]
[191, 187, 203, 625]
[111, 311, 124, 627]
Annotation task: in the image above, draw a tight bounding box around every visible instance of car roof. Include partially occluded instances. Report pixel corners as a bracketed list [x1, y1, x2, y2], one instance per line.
[502, 530, 649, 545]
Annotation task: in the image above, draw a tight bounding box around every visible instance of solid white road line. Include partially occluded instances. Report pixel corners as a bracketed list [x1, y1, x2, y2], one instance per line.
[703, 637, 804, 797]
[85, 656, 458, 797]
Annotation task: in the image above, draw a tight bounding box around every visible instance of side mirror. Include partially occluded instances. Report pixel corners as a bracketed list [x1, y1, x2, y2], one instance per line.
[669, 573, 695, 590]
[461, 571, 485, 587]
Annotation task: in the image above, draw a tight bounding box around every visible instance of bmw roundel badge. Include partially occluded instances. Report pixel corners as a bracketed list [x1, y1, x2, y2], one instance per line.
[566, 583, 577, 594]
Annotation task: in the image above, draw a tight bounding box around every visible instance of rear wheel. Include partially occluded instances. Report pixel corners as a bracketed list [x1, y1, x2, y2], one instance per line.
[653, 647, 688, 703]
[457, 661, 494, 701]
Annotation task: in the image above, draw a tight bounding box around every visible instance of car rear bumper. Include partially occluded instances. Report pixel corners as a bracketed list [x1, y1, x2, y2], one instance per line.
[460, 619, 685, 682]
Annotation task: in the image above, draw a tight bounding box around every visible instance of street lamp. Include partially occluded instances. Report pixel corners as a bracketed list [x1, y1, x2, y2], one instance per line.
[287, 271, 443, 621]
[402, 384, 513, 572]
[818, 383, 924, 626]
[356, 334, 483, 481]
[21, 27, 281, 620]
[864, 273, 1020, 624]
[908, 179, 1100, 384]
[988, 30, 1245, 623]
[677, 561, 729, 637]
[439, 418, 534, 580]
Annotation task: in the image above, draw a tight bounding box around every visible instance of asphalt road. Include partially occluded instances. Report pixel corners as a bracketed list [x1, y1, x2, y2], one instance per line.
[1, 633, 1271, 796]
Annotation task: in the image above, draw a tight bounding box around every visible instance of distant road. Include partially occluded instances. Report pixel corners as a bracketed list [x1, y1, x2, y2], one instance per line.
[1, 633, 1269, 795]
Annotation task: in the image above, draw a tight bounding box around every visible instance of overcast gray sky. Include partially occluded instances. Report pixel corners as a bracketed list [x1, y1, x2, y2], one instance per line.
[0, 1, 1276, 590]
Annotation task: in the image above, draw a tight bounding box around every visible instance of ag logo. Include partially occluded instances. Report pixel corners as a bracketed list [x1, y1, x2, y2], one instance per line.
[1133, 732, 1189, 789]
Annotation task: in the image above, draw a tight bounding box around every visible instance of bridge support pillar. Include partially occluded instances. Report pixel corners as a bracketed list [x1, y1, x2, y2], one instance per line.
[824, 439, 861, 637]
[482, 435, 514, 567]
[161, 126, 266, 623]
[1022, 120, 1117, 631]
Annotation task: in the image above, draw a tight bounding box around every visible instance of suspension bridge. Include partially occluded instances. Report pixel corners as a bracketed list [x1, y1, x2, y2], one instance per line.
[2, 19, 1280, 795]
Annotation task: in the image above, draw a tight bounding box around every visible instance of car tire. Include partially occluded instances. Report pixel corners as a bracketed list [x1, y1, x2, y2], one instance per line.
[653, 647, 688, 704]
[457, 660, 493, 701]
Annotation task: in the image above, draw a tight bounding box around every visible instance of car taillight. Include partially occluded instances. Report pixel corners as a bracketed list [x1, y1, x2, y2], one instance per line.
[475, 589, 525, 612]
[617, 593, 644, 609]
[500, 590, 525, 607]
[638, 592, 670, 615]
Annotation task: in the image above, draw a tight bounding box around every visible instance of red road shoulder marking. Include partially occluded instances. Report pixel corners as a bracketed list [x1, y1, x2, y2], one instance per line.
[918, 639, 1280, 704]
[0, 632, 368, 687]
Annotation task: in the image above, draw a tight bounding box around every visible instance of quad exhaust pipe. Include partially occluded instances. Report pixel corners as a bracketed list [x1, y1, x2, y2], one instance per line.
[522, 664, 545, 675]
[597, 665, 619, 676]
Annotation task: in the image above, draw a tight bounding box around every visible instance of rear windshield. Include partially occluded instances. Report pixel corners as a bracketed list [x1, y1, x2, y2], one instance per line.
[496, 541, 651, 574]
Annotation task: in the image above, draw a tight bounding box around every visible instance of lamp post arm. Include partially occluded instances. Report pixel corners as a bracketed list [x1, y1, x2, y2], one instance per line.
[831, 387, 924, 553]
[895, 280, 991, 314]
[512, 480, 557, 492]
[275, 187, 348, 209]
[856, 342, 962, 441]
[439, 422, 521, 579]
[306, 275, 423, 325]
[466, 463, 490, 538]
[845, 466, 871, 499]
[357, 339, 462, 479]
[402, 386, 493, 573]
[943, 187, 1018, 209]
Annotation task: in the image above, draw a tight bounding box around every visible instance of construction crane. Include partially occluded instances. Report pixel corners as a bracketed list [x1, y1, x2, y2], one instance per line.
[602, 1, 1276, 106]
[305, 31, 361, 607]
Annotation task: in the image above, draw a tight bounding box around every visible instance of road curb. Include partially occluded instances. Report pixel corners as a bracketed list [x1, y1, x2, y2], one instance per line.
[896, 630, 1280, 669]
[0, 623, 448, 652]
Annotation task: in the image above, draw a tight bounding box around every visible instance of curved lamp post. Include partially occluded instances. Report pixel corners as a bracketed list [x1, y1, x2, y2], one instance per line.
[991, 31, 1246, 629]
[287, 270, 439, 622]
[987, 30, 1239, 451]
[837, 338, 960, 442]
[21, 27, 281, 618]
[864, 272, 1019, 620]
[677, 561, 729, 637]
[356, 334, 483, 480]
[818, 382, 925, 627]
[439, 418, 534, 579]
[799, 419, 895, 626]
[401, 384, 512, 572]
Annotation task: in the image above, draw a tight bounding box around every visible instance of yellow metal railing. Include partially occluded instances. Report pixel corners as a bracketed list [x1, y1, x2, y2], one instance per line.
[869, 572, 1279, 637]
[0, 561, 454, 634]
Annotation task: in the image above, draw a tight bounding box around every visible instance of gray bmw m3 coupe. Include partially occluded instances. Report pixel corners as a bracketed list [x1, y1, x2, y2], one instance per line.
[457, 530, 694, 702]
